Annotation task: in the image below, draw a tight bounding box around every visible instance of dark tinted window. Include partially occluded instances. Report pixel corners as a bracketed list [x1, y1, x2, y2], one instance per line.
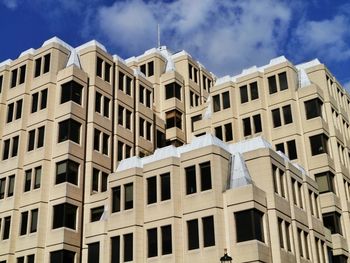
[161, 225, 172, 255]
[34, 57, 41, 77]
[31, 93, 38, 113]
[37, 126, 45, 148]
[3, 139, 10, 160]
[124, 183, 133, 210]
[15, 99, 22, 119]
[187, 219, 199, 250]
[253, 114, 262, 133]
[30, 209, 38, 233]
[124, 233, 133, 262]
[19, 65, 26, 84]
[58, 119, 81, 144]
[111, 236, 120, 263]
[105, 62, 111, 82]
[185, 166, 196, 194]
[279, 72, 288, 90]
[50, 249, 75, 263]
[20, 211, 28, 235]
[41, 89, 48, 109]
[91, 206, 104, 222]
[147, 176, 157, 204]
[287, 140, 298, 160]
[200, 162, 212, 191]
[43, 53, 51, 73]
[61, 80, 83, 105]
[240, 85, 248, 103]
[268, 75, 277, 94]
[272, 108, 281, 127]
[88, 242, 99, 263]
[95, 92, 102, 113]
[235, 209, 264, 242]
[222, 91, 230, 109]
[243, 117, 251, 136]
[282, 105, 293, 124]
[28, 130, 35, 151]
[112, 186, 121, 212]
[215, 126, 222, 140]
[224, 123, 233, 141]
[53, 203, 77, 229]
[56, 159, 79, 185]
[305, 98, 323, 119]
[213, 95, 220, 112]
[96, 57, 103, 77]
[11, 69, 17, 88]
[250, 81, 259, 100]
[147, 228, 157, 257]
[160, 173, 171, 201]
[323, 212, 342, 234]
[310, 134, 328, 155]
[3, 216, 11, 240]
[202, 216, 215, 247]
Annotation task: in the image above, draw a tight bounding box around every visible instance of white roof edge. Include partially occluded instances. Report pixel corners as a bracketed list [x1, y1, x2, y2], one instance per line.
[19, 48, 35, 58]
[42, 36, 74, 51]
[133, 68, 146, 78]
[172, 50, 191, 59]
[113, 54, 126, 64]
[295, 58, 321, 70]
[75, 40, 107, 52]
[215, 75, 233, 86]
[229, 136, 272, 154]
[125, 56, 137, 64]
[0, 59, 13, 68]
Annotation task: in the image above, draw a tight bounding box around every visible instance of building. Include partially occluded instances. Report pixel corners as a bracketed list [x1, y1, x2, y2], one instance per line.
[0, 36, 349, 263]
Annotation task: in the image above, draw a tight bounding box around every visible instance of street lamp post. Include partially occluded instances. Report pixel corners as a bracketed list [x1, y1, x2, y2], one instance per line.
[220, 249, 232, 263]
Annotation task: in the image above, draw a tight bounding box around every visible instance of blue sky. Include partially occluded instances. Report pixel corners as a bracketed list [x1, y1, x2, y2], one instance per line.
[1, 0, 350, 89]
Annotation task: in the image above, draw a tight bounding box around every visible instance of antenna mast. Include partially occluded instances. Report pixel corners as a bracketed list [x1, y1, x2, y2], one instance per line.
[157, 24, 161, 49]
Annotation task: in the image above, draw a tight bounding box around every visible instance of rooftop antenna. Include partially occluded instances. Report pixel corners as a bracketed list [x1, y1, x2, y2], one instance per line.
[157, 24, 161, 49]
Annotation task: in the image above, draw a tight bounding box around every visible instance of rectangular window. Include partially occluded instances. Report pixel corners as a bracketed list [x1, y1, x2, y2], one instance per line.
[3, 216, 11, 240]
[34, 167, 41, 189]
[240, 85, 248, 103]
[58, 118, 81, 144]
[34, 57, 41, 77]
[250, 81, 259, 100]
[202, 216, 215, 247]
[17, 257, 24, 263]
[323, 212, 342, 235]
[161, 225, 172, 255]
[111, 236, 120, 263]
[147, 228, 158, 257]
[140, 64, 146, 75]
[282, 105, 293, 124]
[95, 92, 102, 113]
[235, 209, 264, 242]
[139, 85, 144, 103]
[19, 65, 26, 84]
[94, 129, 100, 151]
[102, 133, 109, 155]
[43, 53, 51, 73]
[105, 63, 111, 82]
[253, 114, 262, 133]
[124, 233, 133, 262]
[305, 98, 323, 119]
[166, 110, 182, 129]
[20, 211, 29, 235]
[215, 126, 223, 140]
[96, 57, 103, 77]
[30, 209, 38, 233]
[91, 206, 104, 222]
[148, 61, 154, 76]
[28, 130, 35, 151]
[11, 136, 19, 157]
[165, 82, 181, 100]
[61, 80, 83, 105]
[31, 93, 38, 113]
[315, 171, 335, 193]
[243, 117, 251, 136]
[310, 134, 328, 155]
[24, 170, 31, 192]
[37, 126, 45, 148]
[185, 165, 196, 194]
[112, 186, 121, 212]
[56, 159, 79, 185]
[279, 72, 288, 90]
[224, 123, 233, 141]
[124, 183, 133, 210]
[287, 140, 298, 160]
[160, 173, 171, 201]
[7, 103, 14, 123]
[41, 89, 48, 110]
[268, 75, 277, 94]
[50, 249, 75, 263]
[0, 178, 5, 199]
[200, 162, 212, 191]
[126, 76, 132, 96]
[88, 242, 100, 263]
[117, 141, 123, 161]
[146, 90, 151, 107]
[3, 139, 10, 160]
[53, 203, 77, 229]
[125, 109, 131, 130]
[11, 68, 17, 88]
[92, 168, 99, 192]
[213, 95, 220, 112]
[8, 175, 15, 197]
[147, 176, 157, 204]
[187, 219, 199, 250]
[118, 72, 124, 91]
[272, 108, 281, 127]
[222, 91, 230, 109]
[0, 75, 2, 93]
[15, 99, 22, 119]
[104, 97, 110, 118]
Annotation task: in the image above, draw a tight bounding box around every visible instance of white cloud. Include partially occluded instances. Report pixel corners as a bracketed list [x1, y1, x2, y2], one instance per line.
[2, 0, 19, 9]
[91, 0, 292, 76]
[294, 15, 350, 61]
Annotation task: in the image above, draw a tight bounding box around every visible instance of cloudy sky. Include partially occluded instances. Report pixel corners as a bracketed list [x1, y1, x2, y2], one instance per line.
[1, 0, 350, 89]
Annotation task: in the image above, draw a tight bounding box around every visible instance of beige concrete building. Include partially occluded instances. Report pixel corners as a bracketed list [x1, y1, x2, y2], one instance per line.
[0, 37, 349, 263]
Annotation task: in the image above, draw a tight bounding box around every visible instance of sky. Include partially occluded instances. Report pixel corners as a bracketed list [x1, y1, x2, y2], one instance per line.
[1, 0, 350, 90]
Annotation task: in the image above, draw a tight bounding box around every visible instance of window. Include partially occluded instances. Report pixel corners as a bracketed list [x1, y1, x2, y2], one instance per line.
[17, 257, 24, 263]
[235, 209, 264, 242]
[276, 143, 285, 154]
[24, 166, 41, 191]
[2, 139, 10, 160]
[95, 92, 102, 113]
[43, 53, 51, 73]
[20, 209, 38, 235]
[305, 98, 323, 119]
[103, 97, 110, 117]
[279, 72, 288, 90]
[268, 75, 277, 94]
[139, 85, 145, 103]
[27, 126, 45, 151]
[287, 140, 298, 159]
[215, 126, 222, 140]
[124, 233, 133, 262]
[7, 99, 23, 123]
[126, 76, 132, 95]
[91, 206, 104, 222]
[53, 203, 77, 229]
[139, 61, 154, 77]
[35, 54, 50, 77]
[272, 108, 281, 127]
[282, 105, 293, 124]
[91, 168, 108, 193]
[58, 118, 81, 144]
[240, 85, 248, 103]
[30, 209, 38, 233]
[124, 183, 133, 210]
[278, 218, 292, 252]
[222, 91, 230, 109]
[34, 57, 41, 77]
[112, 186, 121, 212]
[165, 82, 181, 100]
[162, 225, 172, 254]
[20, 211, 28, 235]
[191, 115, 202, 132]
[166, 110, 182, 129]
[315, 171, 335, 193]
[96, 57, 103, 77]
[323, 212, 342, 234]
[3, 216, 11, 240]
[333, 255, 348, 263]
[105, 62, 111, 82]
[50, 249, 75, 263]
[159, 173, 171, 201]
[0, 178, 5, 199]
[147, 228, 158, 257]
[243, 117, 251, 136]
[213, 95, 220, 112]
[147, 176, 157, 204]
[224, 123, 233, 141]
[88, 242, 99, 263]
[187, 219, 199, 250]
[96, 57, 111, 82]
[200, 162, 212, 191]
[310, 134, 328, 155]
[40, 89, 48, 110]
[56, 159, 79, 185]
[253, 114, 262, 133]
[61, 80, 83, 105]
[7, 175, 15, 197]
[250, 81, 259, 100]
[185, 166, 196, 194]
[94, 129, 100, 151]
[0, 75, 2, 93]
[19, 65, 26, 84]
[111, 236, 120, 263]
[11, 68, 18, 88]
[202, 216, 215, 247]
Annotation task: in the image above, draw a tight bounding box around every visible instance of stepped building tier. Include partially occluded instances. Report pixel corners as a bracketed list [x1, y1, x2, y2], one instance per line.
[0, 37, 349, 263]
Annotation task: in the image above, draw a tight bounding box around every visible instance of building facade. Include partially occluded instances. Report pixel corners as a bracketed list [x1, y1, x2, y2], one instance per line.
[0, 37, 349, 262]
